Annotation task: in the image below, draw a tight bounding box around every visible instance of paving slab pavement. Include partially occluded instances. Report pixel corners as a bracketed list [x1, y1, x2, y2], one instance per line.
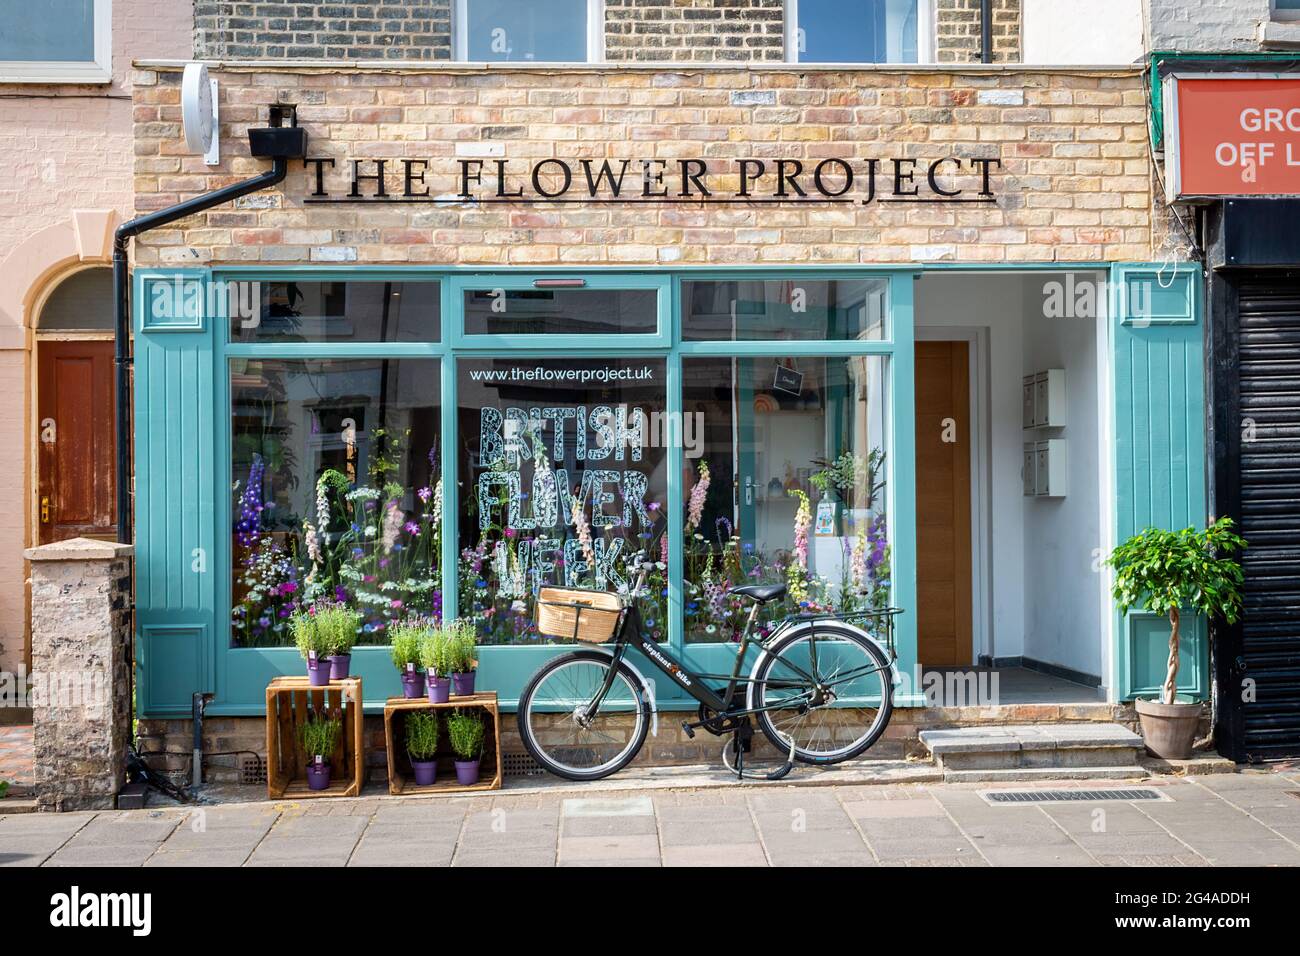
[0, 769, 1297, 867]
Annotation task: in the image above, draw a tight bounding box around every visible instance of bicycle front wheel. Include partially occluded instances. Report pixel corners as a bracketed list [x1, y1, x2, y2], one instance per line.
[751, 624, 894, 765]
[517, 650, 650, 781]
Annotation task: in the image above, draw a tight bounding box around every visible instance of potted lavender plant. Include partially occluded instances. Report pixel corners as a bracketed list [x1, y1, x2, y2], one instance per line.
[390, 622, 427, 699]
[420, 628, 453, 704]
[405, 710, 440, 787]
[291, 610, 332, 686]
[448, 709, 485, 786]
[447, 620, 478, 697]
[316, 604, 360, 680]
[299, 711, 341, 791]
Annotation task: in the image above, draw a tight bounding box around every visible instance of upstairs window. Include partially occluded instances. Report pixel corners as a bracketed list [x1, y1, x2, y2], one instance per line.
[0, 0, 110, 83]
[455, 0, 602, 62]
[1275, 0, 1300, 18]
[787, 0, 932, 64]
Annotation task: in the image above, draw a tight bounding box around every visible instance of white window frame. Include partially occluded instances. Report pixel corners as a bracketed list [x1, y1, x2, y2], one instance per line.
[1273, 0, 1300, 21]
[453, 0, 604, 63]
[0, 0, 111, 84]
[785, 0, 934, 64]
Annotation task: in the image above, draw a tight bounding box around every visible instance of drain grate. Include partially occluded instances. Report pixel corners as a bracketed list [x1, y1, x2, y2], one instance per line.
[239, 754, 267, 786]
[502, 751, 547, 778]
[981, 787, 1168, 806]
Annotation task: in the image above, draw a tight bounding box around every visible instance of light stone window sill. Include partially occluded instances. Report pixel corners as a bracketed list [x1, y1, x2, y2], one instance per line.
[1259, 19, 1300, 48]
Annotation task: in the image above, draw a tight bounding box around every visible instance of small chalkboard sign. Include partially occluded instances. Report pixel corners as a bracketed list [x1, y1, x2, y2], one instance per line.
[773, 364, 803, 396]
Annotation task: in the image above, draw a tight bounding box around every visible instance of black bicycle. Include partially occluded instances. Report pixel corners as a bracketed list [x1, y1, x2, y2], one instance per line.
[516, 558, 900, 781]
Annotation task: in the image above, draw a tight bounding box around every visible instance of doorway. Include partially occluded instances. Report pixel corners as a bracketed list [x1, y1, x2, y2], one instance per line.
[34, 269, 118, 544]
[914, 340, 972, 667]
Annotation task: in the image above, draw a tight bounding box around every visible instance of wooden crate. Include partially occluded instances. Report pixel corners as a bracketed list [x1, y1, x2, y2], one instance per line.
[265, 676, 365, 799]
[383, 692, 503, 796]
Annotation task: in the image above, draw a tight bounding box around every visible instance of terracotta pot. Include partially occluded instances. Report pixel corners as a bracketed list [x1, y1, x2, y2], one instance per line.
[1134, 698, 1202, 759]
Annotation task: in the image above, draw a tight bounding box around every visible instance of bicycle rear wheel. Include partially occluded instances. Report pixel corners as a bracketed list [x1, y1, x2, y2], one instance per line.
[751, 624, 894, 765]
[516, 650, 650, 781]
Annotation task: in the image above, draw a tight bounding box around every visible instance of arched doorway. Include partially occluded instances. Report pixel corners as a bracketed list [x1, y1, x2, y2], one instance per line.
[35, 267, 117, 543]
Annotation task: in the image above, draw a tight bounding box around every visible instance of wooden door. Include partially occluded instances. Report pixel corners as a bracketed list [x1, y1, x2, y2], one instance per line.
[37, 340, 117, 543]
[914, 341, 972, 666]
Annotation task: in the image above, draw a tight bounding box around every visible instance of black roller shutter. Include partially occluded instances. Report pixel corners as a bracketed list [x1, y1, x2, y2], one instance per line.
[1228, 278, 1300, 760]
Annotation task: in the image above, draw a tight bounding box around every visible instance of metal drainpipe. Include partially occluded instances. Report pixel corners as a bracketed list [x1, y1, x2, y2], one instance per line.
[112, 154, 290, 546]
[192, 692, 215, 789]
[980, 0, 993, 63]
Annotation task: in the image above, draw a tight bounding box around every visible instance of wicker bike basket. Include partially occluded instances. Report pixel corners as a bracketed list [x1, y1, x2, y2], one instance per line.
[536, 587, 625, 643]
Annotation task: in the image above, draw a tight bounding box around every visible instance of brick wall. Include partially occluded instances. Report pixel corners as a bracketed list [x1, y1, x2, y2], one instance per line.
[604, 0, 785, 62]
[1146, 0, 1268, 53]
[936, 0, 1021, 63]
[194, 1, 454, 60]
[132, 65, 1163, 267]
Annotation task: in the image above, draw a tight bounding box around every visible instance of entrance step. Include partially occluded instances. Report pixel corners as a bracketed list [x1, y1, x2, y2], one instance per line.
[919, 723, 1144, 781]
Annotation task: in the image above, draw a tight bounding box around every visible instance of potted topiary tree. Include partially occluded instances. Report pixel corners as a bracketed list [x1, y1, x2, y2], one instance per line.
[316, 604, 361, 680]
[299, 710, 342, 791]
[291, 610, 332, 686]
[405, 710, 440, 787]
[447, 620, 478, 697]
[390, 621, 427, 699]
[447, 709, 485, 786]
[421, 628, 453, 704]
[1106, 517, 1246, 759]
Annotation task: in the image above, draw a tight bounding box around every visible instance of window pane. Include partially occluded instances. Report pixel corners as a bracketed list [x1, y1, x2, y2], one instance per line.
[458, 357, 668, 645]
[229, 281, 440, 343]
[681, 355, 890, 643]
[462, 287, 657, 336]
[797, 0, 919, 63]
[682, 278, 887, 342]
[465, 0, 588, 62]
[230, 359, 442, 648]
[0, 0, 94, 61]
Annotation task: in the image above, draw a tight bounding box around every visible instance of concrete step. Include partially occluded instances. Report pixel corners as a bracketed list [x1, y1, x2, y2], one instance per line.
[941, 766, 1150, 784]
[919, 723, 1144, 780]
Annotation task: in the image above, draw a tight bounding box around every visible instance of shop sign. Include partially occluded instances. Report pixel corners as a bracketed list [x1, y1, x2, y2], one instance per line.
[1163, 74, 1300, 199]
[301, 155, 1001, 206]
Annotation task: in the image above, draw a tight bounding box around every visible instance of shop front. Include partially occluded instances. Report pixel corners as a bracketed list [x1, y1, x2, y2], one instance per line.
[129, 61, 1204, 764]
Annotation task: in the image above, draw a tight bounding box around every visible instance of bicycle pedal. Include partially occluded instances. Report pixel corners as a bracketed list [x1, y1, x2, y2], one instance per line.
[681, 721, 695, 740]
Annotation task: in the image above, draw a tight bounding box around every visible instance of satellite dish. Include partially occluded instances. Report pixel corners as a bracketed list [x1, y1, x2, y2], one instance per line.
[181, 63, 219, 166]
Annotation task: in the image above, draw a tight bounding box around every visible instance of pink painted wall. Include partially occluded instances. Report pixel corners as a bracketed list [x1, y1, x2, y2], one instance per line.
[0, 0, 193, 676]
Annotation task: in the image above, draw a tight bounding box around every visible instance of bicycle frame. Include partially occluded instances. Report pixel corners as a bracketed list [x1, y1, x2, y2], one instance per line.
[579, 568, 896, 725]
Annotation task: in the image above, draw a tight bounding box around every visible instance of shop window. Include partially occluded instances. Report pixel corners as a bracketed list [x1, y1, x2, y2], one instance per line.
[457, 356, 668, 645]
[37, 267, 113, 331]
[229, 281, 440, 344]
[787, 0, 929, 64]
[461, 286, 657, 337]
[230, 359, 442, 648]
[681, 278, 888, 342]
[681, 355, 890, 643]
[0, 0, 110, 83]
[455, 0, 601, 62]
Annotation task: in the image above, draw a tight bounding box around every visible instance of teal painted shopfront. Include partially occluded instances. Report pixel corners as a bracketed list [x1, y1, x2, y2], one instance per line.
[132, 262, 1206, 718]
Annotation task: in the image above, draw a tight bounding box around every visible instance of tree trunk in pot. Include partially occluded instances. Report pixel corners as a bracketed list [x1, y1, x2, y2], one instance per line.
[1163, 607, 1181, 706]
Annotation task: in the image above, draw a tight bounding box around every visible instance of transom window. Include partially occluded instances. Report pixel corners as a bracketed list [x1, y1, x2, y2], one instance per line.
[455, 0, 603, 62]
[0, 0, 111, 83]
[786, 0, 932, 64]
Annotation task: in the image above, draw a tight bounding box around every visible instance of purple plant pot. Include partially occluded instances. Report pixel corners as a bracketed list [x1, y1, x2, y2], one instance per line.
[306, 657, 331, 687]
[305, 760, 332, 791]
[451, 671, 476, 697]
[411, 759, 438, 787]
[454, 758, 481, 787]
[427, 676, 451, 704]
[327, 654, 351, 680]
[400, 670, 426, 699]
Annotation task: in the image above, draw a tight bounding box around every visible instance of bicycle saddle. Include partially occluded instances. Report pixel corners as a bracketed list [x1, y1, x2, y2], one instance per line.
[728, 582, 787, 604]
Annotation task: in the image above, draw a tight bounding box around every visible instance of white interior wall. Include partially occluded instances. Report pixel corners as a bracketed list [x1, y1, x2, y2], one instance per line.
[1020, 275, 1105, 681]
[915, 272, 1106, 681]
[915, 274, 1028, 661]
[1021, 0, 1145, 65]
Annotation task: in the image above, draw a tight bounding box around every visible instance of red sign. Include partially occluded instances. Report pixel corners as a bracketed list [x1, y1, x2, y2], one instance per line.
[1165, 76, 1300, 198]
